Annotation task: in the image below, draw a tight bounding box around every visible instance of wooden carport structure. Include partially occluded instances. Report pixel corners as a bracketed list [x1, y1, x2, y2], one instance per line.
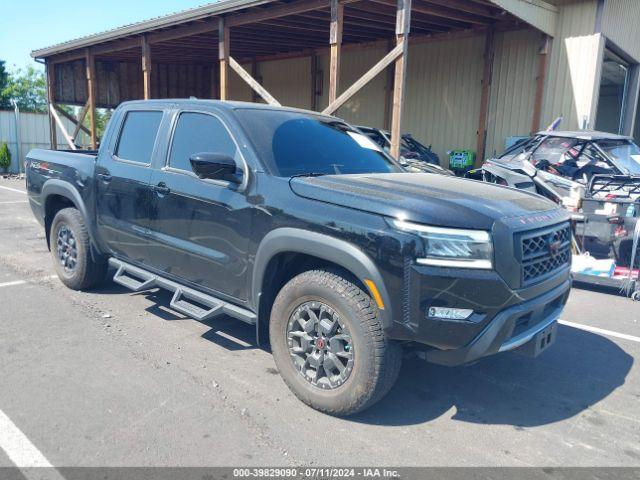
[32, 0, 554, 161]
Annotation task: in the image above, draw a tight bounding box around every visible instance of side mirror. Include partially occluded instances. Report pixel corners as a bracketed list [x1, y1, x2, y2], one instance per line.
[189, 152, 240, 183]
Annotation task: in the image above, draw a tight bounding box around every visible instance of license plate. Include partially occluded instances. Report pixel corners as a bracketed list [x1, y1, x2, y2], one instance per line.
[516, 321, 558, 357]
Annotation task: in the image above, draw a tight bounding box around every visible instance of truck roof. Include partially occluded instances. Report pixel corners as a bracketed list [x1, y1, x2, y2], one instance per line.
[119, 98, 332, 118]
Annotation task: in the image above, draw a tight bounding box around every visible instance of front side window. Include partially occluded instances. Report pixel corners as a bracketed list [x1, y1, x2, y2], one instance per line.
[169, 112, 240, 172]
[235, 109, 401, 177]
[115, 111, 163, 164]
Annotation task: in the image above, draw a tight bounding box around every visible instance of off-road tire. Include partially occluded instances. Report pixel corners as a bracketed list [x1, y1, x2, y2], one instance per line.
[50, 207, 107, 290]
[270, 269, 402, 416]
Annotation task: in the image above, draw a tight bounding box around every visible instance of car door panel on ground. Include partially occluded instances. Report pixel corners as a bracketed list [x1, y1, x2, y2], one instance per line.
[95, 109, 164, 265]
[147, 111, 252, 302]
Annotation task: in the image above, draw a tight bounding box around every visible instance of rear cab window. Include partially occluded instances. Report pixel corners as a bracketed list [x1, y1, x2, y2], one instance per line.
[115, 111, 163, 164]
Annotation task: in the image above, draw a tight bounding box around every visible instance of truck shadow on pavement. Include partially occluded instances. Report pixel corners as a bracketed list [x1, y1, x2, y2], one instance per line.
[350, 325, 633, 427]
[102, 282, 633, 428]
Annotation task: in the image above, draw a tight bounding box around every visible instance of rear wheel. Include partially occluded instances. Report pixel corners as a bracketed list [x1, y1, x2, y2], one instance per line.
[269, 270, 402, 416]
[50, 208, 107, 290]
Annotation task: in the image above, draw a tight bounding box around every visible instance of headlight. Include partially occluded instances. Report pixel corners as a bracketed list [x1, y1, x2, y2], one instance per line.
[393, 219, 493, 269]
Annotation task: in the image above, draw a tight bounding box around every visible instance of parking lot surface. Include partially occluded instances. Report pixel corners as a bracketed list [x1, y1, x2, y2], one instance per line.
[0, 178, 639, 467]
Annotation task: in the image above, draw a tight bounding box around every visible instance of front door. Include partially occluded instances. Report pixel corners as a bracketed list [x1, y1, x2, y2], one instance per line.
[147, 111, 252, 302]
[95, 109, 164, 265]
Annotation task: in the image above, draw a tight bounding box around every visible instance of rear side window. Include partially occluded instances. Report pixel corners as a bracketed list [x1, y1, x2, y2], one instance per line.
[168, 112, 240, 172]
[115, 111, 163, 164]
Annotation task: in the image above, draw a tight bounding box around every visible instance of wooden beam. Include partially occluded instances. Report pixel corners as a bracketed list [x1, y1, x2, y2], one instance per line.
[45, 62, 57, 150]
[475, 28, 495, 165]
[227, 0, 328, 27]
[148, 20, 217, 45]
[229, 56, 281, 106]
[53, 103, 91, 138]
[219, 18, 229, 101]
[531, 34, 551, 134]
[390, 0, 411, 159]
[49, 104, 77, 150]
[72, 103, 91, 141]
[85, 49, 98, 149]
[142, 35, 152, 99]
[323, 42, 404, 115]
[329, 0, 344, 106]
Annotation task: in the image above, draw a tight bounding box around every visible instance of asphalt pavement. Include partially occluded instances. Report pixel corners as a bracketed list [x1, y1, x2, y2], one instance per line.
[0, 177, 638, 468]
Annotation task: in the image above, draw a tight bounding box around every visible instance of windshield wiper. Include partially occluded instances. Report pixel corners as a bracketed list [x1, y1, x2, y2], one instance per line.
[289, 172, 329, 179]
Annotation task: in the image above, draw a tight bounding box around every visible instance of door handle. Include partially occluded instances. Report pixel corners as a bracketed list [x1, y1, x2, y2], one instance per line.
[97, 172, 112, 182]
[153, 182, 170, 195]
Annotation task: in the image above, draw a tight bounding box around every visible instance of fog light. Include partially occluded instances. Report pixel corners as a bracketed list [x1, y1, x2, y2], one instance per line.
[428, 307, 474, 321]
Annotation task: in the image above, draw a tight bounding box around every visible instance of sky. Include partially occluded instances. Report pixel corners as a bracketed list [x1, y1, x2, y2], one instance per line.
[0, 0, 209, 72]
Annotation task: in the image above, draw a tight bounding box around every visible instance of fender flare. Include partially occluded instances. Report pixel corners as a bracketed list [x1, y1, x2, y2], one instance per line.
[252, 228, 393, 328]
[41, 179, 103, 255]
[42, 179, 89, 224]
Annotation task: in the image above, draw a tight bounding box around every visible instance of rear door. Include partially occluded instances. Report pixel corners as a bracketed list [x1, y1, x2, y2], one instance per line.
[95, 108, 164, 265]
[146, 110, 252, 302]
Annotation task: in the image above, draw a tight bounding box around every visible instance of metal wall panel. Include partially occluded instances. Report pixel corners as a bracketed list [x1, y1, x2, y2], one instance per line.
[486, 28, 540, 157]
[541, 0, 602, 130]
[402, 35, 486, 162]
[602, 0, 640, 63]
[259, 56, 312, 109]
[229, 61, 254, 102]
[0, 110, 82, 173]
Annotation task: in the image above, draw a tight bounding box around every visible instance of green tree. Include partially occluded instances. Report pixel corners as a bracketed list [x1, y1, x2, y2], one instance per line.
[1, 66, 47, 113]
[0, 61, 10, 109]
[0, 143, 11, 172]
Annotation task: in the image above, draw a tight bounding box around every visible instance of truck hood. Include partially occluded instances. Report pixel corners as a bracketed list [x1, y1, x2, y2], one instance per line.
[290, 173, 558, 230]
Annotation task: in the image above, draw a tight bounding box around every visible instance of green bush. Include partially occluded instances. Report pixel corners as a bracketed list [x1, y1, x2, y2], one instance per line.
[0, 143, 11, 172]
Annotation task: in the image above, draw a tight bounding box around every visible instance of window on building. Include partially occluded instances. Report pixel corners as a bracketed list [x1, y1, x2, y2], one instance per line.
[169, 112, 240, 172]
[115, 111, 163, 164]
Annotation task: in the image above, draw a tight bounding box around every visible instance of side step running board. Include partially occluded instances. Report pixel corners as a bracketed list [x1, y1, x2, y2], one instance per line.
[109, 258, 256, 325]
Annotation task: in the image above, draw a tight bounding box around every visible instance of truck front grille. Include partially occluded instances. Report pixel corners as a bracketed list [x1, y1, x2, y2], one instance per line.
[519, 223, 571, 286]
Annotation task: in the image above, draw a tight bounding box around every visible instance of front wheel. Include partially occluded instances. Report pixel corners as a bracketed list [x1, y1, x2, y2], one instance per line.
[50, 207, 107, 290]
[269, 270, 402, 416]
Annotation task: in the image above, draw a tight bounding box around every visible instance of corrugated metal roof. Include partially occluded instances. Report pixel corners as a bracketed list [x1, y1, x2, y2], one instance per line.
[31, 0, 272, 59]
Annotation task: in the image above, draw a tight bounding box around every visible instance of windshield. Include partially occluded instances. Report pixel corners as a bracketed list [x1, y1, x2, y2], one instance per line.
[236, 109, 401, 177]
[596, 139, 640, 175]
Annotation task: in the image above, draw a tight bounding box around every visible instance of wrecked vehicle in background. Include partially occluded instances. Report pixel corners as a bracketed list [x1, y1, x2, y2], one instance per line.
[467, 131, 640, 295]
[357, 125, 453, 176]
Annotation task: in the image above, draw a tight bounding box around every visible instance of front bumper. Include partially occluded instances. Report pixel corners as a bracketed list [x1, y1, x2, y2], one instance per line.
[425, 279, 569, 366]
[382, 260, 571, 366]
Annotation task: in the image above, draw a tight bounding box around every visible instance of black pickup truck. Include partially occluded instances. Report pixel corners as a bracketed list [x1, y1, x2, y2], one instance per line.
[26, 100, 572, 415]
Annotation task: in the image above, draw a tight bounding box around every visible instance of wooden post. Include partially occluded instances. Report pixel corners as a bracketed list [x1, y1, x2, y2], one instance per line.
[475, 28, 494, 165]
[251, 58, 259, 103]
[328, 0, 343, 106]
[85, 49, 98, 149]
[142, 34, 152, 100]
[383, 38, 394, 130]
[531, 35, 551, 134]
[390, 0, 411, 159]
[45, 61, 58, 150]
[219, 18, 230, 101]
[310, 53, 318, 111]
[211, 63, 219, 99]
